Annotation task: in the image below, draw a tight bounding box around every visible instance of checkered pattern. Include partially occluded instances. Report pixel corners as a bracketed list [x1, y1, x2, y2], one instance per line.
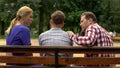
[71, 23, 114, 67]
[71, 23, 113, 47]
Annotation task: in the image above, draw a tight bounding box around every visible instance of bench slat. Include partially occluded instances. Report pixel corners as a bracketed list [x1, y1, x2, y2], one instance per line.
[0, 66, 53, 68]
[0, 56, 54, 64]
[59, 57, 120, 64]
[0, 66, 120, 68]
[0, 56, 120, 65]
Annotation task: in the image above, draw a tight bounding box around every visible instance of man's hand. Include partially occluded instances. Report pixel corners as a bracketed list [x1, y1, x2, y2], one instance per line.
[67, 31, 75, 37]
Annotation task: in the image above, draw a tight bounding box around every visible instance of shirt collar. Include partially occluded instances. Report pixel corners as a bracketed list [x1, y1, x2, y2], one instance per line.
[50, 28, 61, 30]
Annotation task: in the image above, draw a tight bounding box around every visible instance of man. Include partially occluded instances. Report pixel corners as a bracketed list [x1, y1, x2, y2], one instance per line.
[39, 10, 73, 61]
[67, 11, 114, 67]
[39, 10, 73, 67]
[39, 10, 72, 47]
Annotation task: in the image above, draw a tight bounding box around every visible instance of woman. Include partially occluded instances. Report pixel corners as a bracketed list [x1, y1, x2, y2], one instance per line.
[5, 6, 33, 65]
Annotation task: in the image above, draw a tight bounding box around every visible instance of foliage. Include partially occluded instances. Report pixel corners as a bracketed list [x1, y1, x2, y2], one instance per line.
[54, 0, 103, 33]
[0, 0, 40, 32]
[0, 0, 120, 35]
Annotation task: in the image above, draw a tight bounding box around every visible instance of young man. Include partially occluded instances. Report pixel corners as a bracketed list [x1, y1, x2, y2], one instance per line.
[39, 10, 73, 56]
[67, 11, 114, 67]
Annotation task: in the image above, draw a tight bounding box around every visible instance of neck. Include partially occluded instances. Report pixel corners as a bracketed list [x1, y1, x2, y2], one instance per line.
[15, 21, 26, 26]
[15, 21, 22, 25]
[51, 24, 62, 28]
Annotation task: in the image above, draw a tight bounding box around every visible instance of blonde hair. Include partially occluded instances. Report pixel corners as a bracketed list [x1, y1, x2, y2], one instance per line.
[5, 6, 33, 35]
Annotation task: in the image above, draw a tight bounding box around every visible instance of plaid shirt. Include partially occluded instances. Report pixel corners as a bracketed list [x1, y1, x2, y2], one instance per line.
[71, 23, 114, 67]
[71, 23, 113, 47]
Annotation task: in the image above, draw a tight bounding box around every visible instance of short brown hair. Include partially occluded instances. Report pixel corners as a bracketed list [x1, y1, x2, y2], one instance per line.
[81, 11, 97, 22]
[51, 10, 65, 24]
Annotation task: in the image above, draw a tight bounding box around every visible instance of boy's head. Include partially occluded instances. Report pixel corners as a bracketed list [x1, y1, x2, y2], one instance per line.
[50, 10, 65, 27]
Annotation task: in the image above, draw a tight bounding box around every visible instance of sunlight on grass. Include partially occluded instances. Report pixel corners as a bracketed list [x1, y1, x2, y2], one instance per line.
[0, 39, 6, 45]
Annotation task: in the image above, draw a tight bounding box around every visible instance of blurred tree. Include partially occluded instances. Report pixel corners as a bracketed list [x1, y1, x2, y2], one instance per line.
[54, 0, 103, 33]
[1, 0, 119, 35]
[0, 0, 40, 35]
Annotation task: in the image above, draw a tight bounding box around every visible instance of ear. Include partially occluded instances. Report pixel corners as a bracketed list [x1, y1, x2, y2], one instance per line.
[62, 21, 64, 25]
[49, 19, 53, 24]
[88, 18, 93, 24]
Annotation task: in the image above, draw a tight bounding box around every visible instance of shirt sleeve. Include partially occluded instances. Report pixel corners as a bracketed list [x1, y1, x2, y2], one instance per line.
[19, 28, 31, 45]
[71, 27, 96, 46]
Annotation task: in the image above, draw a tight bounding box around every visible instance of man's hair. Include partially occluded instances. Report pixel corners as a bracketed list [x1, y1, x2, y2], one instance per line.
[51, 10, 65, 24]
[81, 11, 97, 22]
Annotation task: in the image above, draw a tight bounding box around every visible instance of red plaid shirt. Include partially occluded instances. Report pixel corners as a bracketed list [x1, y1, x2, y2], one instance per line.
[71, 23, 113, 47]
[71, 23, 114, 67]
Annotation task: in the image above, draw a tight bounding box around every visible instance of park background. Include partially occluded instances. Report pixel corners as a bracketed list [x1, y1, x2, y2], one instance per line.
[0, 0, 120, 56]
[0, 0, 120, 66]
[0, 0, 120, 45]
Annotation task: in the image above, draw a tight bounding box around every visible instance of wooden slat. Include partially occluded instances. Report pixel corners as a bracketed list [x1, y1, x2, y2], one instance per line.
[0, 46, 120, 53]
[0, 66, 120, 68]
[0, 66, 53, 68]
[0, 56, 120, 65]
[58, 57, 120, 65]
[0, 56, 54, 64]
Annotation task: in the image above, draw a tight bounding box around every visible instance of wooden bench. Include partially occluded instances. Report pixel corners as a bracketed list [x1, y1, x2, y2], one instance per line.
[0, 46, 120, 68]
[113, 37, 120, 41]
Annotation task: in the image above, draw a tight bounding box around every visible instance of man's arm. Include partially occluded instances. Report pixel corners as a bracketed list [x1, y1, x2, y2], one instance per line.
[68, 28, 96, 46]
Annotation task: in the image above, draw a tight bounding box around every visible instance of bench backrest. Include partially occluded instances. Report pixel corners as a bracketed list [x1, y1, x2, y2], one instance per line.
[0, 46, 120, 68]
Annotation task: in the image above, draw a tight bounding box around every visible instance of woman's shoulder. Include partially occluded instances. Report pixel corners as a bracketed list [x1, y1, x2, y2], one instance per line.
[13, 25, 29, 33]
[17, 25, 29, 30]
